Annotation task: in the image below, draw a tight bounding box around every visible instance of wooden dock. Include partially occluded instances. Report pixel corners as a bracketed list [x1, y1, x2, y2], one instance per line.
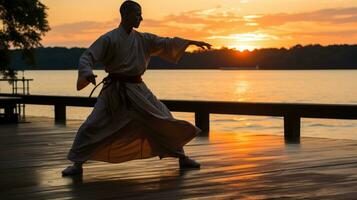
[1, 117, 357, 199]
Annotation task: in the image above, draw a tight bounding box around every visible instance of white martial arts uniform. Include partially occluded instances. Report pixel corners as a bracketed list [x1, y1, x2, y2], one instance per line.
[68, 25, 200, 163]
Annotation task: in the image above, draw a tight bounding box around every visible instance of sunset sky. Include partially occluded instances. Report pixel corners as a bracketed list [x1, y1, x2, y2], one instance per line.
[41, 0, 357, 50]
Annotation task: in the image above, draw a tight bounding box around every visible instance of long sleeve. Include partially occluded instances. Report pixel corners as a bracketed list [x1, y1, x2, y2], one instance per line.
[144, 33, 190, 63]
[77, 35, 111, 90]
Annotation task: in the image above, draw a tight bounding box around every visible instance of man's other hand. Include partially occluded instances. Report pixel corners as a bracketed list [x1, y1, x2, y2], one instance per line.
[86, 74, 97, 85]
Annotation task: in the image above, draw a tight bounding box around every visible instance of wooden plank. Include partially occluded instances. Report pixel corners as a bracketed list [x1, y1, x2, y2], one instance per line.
[0, 96, 22, 102]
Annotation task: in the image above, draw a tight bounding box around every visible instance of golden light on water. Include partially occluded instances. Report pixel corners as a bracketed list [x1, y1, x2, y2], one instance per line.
[234, 80, 250, 101]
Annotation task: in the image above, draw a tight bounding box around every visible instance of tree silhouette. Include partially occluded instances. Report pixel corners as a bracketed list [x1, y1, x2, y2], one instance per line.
[0, 0, 50, 78]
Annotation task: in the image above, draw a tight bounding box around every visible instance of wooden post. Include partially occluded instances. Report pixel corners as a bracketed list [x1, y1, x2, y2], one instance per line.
[4, 103, 18, 122]
[4, 103, 14, 116]
[26, 80, 30, 94]
[55, 104, 66, 122]
[284, 114, 300, 143]
[195, 111, 209, 135]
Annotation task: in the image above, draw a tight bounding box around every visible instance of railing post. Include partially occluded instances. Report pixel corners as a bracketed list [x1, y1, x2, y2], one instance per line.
[284, 113, 300, 143]
[55, 104, 66, 122]
[4, 102, 18, 122]
[195, 111, 209, 135]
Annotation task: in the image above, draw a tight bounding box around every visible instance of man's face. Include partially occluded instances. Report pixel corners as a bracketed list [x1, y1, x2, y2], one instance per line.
[127, 5, 143, 28]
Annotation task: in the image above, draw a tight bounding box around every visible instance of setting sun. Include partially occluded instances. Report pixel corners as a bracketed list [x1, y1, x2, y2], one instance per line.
[228, 45, 258, 52]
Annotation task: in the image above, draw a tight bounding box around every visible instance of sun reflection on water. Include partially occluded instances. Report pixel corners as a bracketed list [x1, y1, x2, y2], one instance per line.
[234, 79, 249, 101]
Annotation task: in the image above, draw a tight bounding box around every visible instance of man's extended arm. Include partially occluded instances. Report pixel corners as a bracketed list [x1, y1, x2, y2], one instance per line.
[144, 33, 211, 64]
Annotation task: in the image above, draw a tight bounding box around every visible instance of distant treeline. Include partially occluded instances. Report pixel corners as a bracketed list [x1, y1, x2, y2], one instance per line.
[10, 44, 357, 70]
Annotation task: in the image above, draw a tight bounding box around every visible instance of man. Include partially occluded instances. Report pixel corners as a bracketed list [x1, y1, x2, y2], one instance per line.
[62, 0, 211, 176]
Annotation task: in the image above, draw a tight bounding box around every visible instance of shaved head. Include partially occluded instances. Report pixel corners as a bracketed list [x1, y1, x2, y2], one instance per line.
[120, 0, 141, 18]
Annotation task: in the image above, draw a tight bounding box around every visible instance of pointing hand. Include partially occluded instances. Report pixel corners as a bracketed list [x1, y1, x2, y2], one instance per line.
[190, 40, 212, 50]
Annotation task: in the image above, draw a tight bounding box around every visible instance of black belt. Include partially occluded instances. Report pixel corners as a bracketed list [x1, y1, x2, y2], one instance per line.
[89, 74, 143, 109]
[105, 74, 143, 83]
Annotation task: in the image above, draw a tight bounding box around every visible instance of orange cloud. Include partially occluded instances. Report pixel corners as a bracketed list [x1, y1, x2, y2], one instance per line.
[42, 7, 357, 48]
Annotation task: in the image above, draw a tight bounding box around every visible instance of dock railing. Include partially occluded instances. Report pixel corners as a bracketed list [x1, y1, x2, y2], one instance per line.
[1, 93, 357, 143]
[0, 78, 33, 118]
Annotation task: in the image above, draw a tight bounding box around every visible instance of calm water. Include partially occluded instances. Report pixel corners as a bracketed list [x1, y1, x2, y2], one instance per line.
[1, 70, 357, 140]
